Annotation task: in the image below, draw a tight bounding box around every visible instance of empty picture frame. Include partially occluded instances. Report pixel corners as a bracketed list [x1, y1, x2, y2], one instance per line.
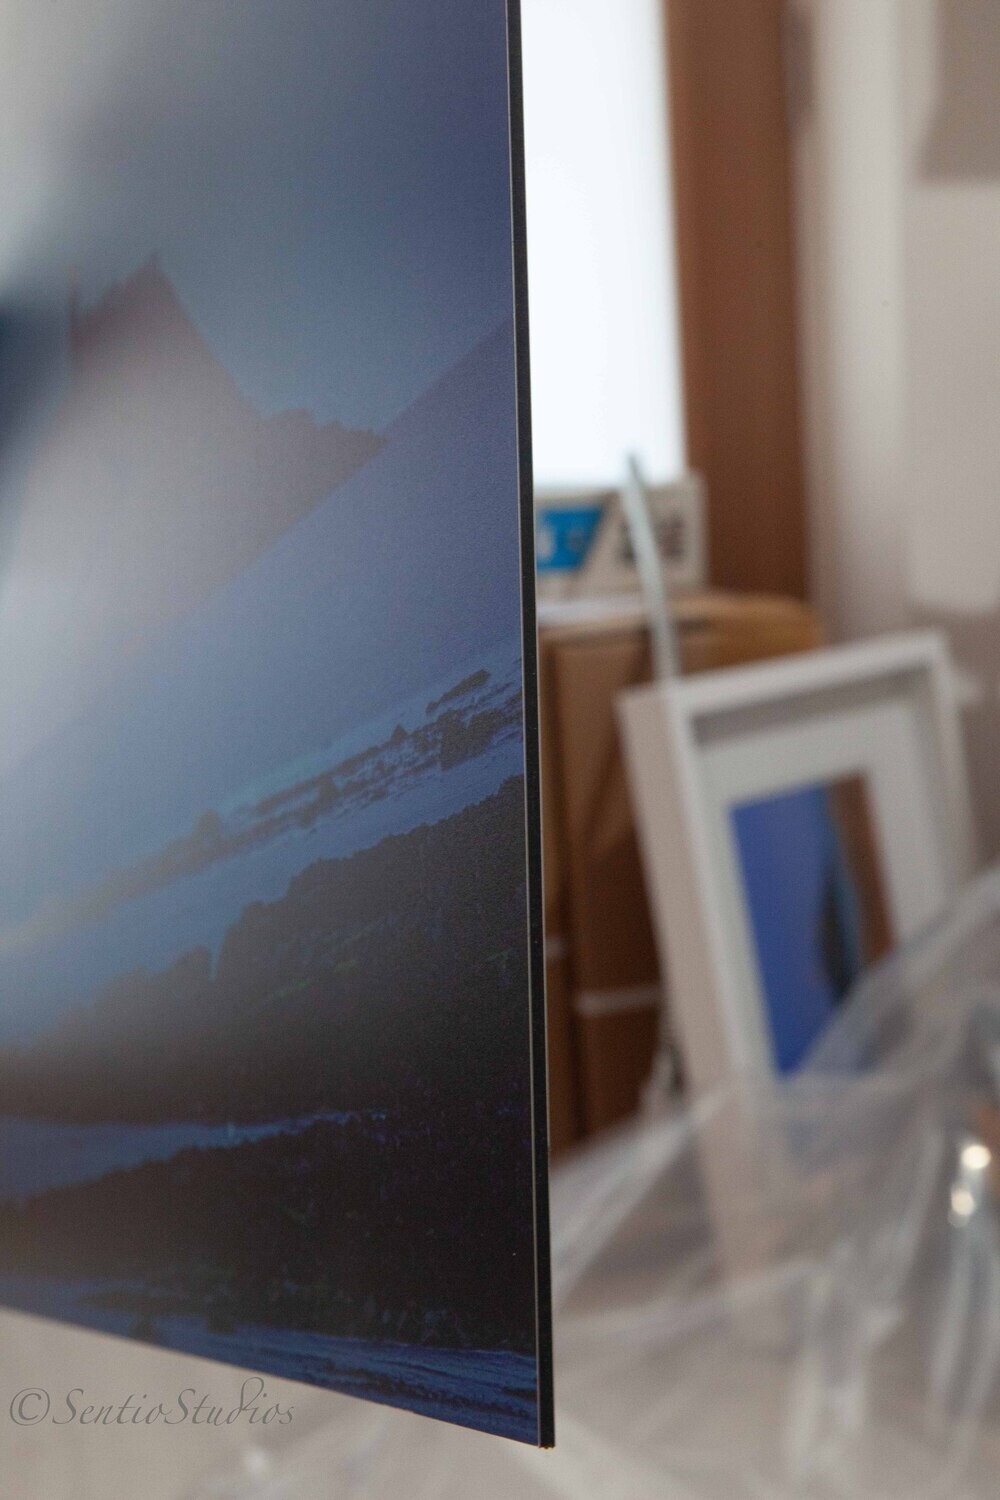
[619, 632, 975, 1095]
[0, 0, 552, 1447]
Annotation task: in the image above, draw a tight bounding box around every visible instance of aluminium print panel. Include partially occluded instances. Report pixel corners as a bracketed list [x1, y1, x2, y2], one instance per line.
[0, 0, 551, 1445]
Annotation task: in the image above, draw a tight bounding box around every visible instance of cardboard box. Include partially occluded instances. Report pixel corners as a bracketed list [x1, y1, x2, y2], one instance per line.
[540, 592, 822, 1149]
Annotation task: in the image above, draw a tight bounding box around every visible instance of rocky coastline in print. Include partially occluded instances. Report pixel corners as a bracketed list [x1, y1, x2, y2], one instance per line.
[0, 777, 537, 1433]
[0, 777, 531, 1124]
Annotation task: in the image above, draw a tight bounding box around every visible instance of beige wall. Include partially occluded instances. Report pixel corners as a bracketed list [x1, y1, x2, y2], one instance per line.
[791, 0, 907, 642]
[794, 0, 1000, 856]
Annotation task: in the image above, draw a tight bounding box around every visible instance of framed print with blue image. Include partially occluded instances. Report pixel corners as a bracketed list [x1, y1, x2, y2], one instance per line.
[619, 632, 974, 1094]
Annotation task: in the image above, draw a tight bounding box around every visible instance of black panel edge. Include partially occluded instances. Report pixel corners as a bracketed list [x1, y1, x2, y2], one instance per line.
[505, 0, 555, 1451]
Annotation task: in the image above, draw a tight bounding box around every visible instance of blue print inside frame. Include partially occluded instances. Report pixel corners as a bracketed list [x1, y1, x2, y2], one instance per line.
[730, 774, 895, 1073]
[0, 0, 552, 1446]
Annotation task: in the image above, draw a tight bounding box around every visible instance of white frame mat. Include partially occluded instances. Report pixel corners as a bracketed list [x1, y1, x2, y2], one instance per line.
[619, 631, 975, 1095]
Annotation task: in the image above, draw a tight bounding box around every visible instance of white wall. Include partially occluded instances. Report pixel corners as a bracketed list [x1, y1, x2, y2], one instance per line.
[520, 0, 685, 488]
[901, 2, 1000, 616]
[790, 0, 908, 642]
[793, 0, 1000, 857]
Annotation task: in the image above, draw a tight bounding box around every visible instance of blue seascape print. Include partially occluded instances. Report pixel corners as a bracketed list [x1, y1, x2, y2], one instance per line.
[0, 0, 542, 1443]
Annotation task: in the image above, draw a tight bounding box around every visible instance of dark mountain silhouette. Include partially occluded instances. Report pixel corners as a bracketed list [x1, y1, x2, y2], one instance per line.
[0, 315, 524, 944]
[0, 260, 382, 767]
[0, 777, 531, 1124]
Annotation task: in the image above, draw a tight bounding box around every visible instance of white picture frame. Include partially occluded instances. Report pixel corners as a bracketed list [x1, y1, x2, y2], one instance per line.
[618, 631, 976, 1097]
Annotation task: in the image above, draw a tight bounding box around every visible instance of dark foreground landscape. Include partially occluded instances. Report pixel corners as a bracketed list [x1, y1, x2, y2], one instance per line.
[0, 779, 538, 1436]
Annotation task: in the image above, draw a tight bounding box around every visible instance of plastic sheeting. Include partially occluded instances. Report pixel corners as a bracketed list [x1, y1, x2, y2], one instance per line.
[10, 864, 1000, 1498]
[180, 861, 1000, 1499]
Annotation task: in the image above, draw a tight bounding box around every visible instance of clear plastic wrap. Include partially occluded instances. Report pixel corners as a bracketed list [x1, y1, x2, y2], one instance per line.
[11, 867, 1000, 1498]
[176, 861, 1000, 1498]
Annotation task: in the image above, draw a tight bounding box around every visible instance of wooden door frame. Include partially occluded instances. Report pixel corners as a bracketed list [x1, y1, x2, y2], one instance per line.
[665, 0, 808, 599]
